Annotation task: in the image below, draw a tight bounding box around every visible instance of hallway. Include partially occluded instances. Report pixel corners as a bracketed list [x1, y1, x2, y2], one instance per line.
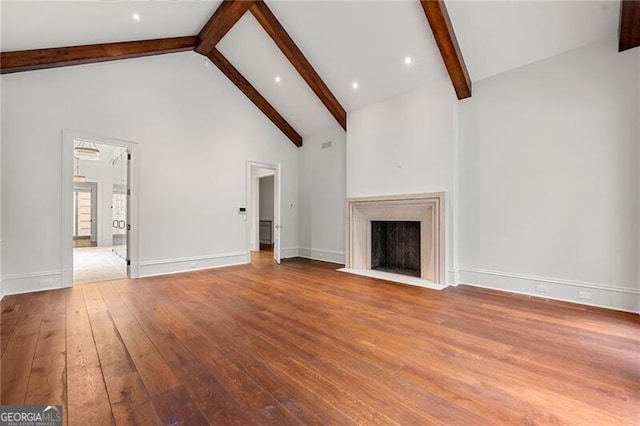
[73, 246, 126, 284]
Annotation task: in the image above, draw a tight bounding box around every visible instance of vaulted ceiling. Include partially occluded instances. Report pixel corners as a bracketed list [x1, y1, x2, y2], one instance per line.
[447, 0, 622, 81]
[0, 0, 631, 145]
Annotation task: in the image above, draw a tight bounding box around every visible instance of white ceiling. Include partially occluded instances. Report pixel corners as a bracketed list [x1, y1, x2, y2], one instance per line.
[1, 0, 623, 138]
[0, 1, 220, 51]
[217, 12, 337, 137]
[74, 140, 126, 166]
[218, 1, 447, 135]
[264, 1, 449, 112]
[447, 0, 621, 81]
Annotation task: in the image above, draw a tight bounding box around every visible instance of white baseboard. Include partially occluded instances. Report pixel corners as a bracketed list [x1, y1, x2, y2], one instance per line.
[281, 247, 299, 259]
[459, 267, 639, 313]
[447, 269, 460, 286]
[2, 270, 69, 297]
[139, 252, 249, 278]
[297, 247, 345, 265]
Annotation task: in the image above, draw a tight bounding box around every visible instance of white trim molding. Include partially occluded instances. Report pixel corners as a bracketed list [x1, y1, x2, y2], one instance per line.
[281, 247, 299, 259]
[345, 192, 446, 287]
[448, 269, 460, 286]
[246, 160, 282, 264]
[2, 270, 66, 297]
[138, 252, 249, 277]
[459, 267, 639, 313]
[298, 247, 345, 265]
[62, 130, 141, 285]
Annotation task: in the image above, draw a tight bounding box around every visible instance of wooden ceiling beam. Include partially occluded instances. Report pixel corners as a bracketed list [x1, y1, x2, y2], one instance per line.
[619, 0, 640, 52]
[195, 0, 255, 55]
[0, 36, 198, 74]
[206, 48, 303, 147]
[420, 0, 471, 100]
[249, 1, 347, 131]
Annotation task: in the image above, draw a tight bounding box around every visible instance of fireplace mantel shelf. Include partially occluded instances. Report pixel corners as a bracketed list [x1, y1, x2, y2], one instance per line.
[338, 268, 447, 291]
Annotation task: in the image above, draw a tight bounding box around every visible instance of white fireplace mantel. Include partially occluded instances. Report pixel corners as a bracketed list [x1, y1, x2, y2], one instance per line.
[341, 192, 447, 290]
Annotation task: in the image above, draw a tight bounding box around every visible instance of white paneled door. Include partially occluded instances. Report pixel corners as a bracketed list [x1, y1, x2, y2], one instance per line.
[274, 165, 281, 265]
[73, 189, 92, 237]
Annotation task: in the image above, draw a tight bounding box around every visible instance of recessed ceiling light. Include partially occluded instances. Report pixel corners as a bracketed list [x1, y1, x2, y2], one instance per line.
[275, 76, 281, 83]
[404, 56, 413, 65]
[132, 13, 141, 21]
[352, 82, 359, 89]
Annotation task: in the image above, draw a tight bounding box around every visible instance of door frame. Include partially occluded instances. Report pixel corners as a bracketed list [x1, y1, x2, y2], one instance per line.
[246, 161, 281, 263]
[61, 130, 140, 286]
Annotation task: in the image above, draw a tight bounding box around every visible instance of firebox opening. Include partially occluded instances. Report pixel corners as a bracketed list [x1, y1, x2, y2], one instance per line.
[371, 221, 421, 278]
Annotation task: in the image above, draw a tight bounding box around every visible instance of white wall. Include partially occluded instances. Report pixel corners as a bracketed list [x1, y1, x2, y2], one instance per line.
[346, 78, 459, 282]
[1, 51, 299, 294]
[0, 0, 3, 300]
[0, 94, 2, 299]
[458, 37, 639, 312]
[637, 49, 640, 313]
[298, 124, 346, 264]
[1, 34, 636, 315]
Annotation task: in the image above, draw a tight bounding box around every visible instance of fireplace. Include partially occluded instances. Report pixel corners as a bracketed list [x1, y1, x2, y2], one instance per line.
[371, 221, 421, 277]
[342, 192, 446, 289]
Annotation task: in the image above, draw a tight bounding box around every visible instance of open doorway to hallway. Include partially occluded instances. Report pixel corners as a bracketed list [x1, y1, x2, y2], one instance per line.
[71, 140, 128, 284]
[247, 161, 281, 264]
[258, 175, 275, 252]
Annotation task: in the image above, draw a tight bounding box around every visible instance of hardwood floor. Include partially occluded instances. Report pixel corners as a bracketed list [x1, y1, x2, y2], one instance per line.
[1, 251, 639, 425]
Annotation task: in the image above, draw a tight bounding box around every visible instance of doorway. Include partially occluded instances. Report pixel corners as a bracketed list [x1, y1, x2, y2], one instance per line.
[62, 131, 139, 286]
[247, 161, 281, 264]
[258, 175, 275, 252]
[73, 182, 97, 248]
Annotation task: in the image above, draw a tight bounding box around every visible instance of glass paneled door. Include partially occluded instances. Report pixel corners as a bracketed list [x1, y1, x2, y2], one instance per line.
[112, 150, 129, 274]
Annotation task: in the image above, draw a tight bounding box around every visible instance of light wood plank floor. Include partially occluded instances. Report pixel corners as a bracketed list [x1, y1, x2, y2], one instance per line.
[73, 246, 126, 285]
[1, 251, 639, 425]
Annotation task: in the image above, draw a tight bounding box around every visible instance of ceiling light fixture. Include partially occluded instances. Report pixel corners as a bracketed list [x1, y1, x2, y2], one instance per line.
[352, 82, 359, 89]
[275, 76, 281, 83]
[74, 140, 100, 161]
[132, 13, 141, 21]
[404, 56, 413, 65]
[73, 158, 86, 183]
